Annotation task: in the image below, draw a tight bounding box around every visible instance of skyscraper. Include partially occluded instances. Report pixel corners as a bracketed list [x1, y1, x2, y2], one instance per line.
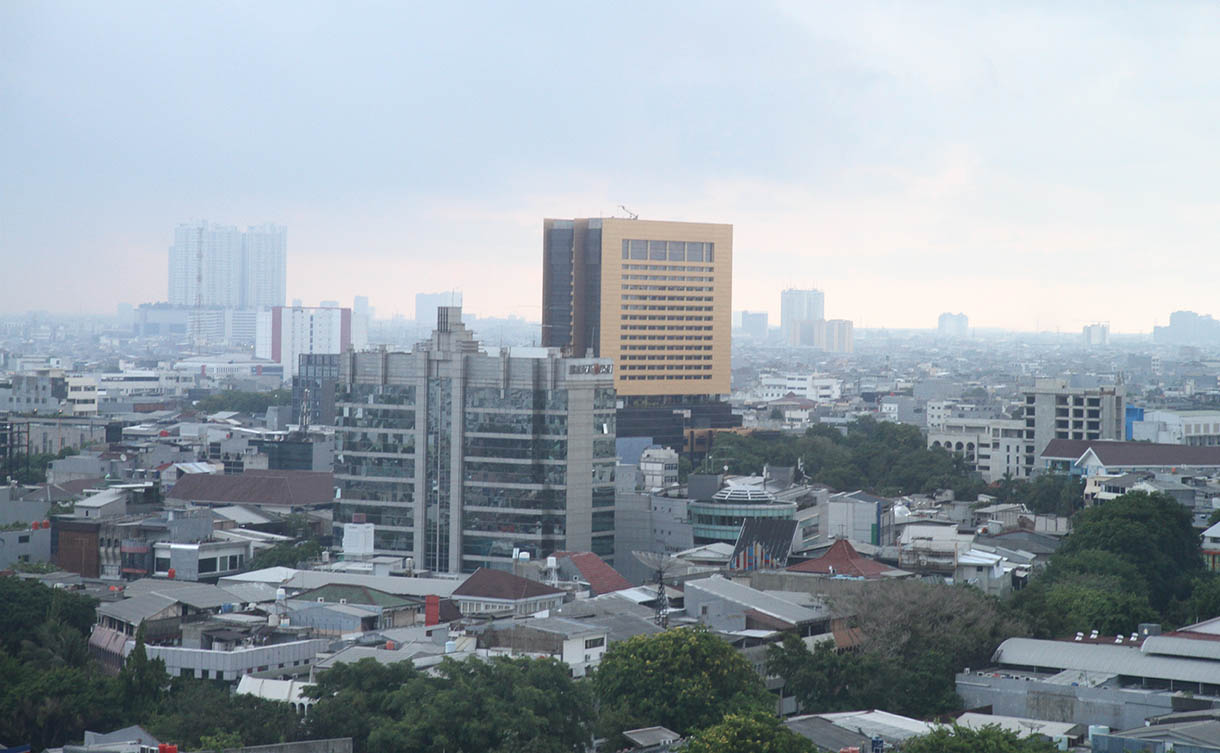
[334, 307, 616, 573]
[541, 217, 737, 448]
[780, 289, 825, 346]
[168, 221, 286, 309]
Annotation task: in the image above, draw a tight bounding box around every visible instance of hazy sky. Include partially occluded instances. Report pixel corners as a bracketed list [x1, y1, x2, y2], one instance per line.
[4, 2, 1220, 332]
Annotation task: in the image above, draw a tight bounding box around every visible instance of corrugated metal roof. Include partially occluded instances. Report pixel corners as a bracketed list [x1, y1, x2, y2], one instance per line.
[994, 637, 1220, 684]
[685, 575, 826, 625]
[97, 593, 178, 623]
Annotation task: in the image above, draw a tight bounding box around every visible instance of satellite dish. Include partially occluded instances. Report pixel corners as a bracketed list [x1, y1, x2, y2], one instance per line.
[120, 454, 128, 462]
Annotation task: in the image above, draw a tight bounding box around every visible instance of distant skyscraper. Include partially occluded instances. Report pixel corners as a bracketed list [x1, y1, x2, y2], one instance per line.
[352, 296, 371, 350]
[243, 224, 287, 309]
[415, 291, 462, 323]
[938, 312, 969, 338]
[1082, 323, 1109, 348]
[740, 311, 769, 340]
[781, 289, 825, 346]
[168, 221, 286, 309]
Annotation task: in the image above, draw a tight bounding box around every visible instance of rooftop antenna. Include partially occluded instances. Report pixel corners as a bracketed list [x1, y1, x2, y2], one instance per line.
[618, 205, 639, 220]
[633, 551, 678, 628]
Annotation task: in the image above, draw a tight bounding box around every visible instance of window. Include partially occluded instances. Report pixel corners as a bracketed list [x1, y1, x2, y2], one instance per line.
[584, 636, 605, 649]
[198, 557, 218, 574]
[18, 534, 29, 544]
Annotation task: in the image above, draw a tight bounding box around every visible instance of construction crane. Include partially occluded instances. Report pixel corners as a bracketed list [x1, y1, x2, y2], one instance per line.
[618, 205, 638, 220]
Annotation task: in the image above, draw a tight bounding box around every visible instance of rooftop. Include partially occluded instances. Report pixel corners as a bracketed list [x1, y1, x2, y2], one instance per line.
[452, 568, 564, 601]
[167, 469, 334, 507]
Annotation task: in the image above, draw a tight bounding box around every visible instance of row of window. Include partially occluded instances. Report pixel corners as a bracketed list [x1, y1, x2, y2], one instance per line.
[619, 354, 714, 361]
[621, 239, 715, 262]
[621, 324, 715, 331]
[620, 364, 714, 371]
[622, 284, 714, 292]
[622, 263, 714, 272]
[622, 295, 714, 302]
[621, 334, 714, 341]
[622, 273, 714, 282]
[621, 344, 714, 351]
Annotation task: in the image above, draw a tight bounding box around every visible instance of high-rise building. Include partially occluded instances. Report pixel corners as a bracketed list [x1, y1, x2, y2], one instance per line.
[1082, 323, 1109, 349]
[256, 306, 351, 379]
[168, 221, 286, 309]
[541, 217, 737, 450]
[333, 307, 617, 573]
[1020, 378, 1125, 477]
[243, 224, 287, 309]
[938, 312, 969, 338]
[823, 319, 854, 354]
[780, 289, 825, 346]
[352, 296, 372, 350]
[415, 291, 462, 323]
[739, 311, 769, 340]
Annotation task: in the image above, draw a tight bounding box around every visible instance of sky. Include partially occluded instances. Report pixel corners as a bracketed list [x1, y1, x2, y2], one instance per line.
[3, 1, 1220, 332]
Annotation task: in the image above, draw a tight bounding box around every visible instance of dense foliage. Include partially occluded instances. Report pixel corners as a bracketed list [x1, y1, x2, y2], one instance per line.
[0, 577, 305, 750]
[592, 626, 774, 747]
[195, 389, 291, 415]
[305, 656, 593, 753]
[902, 725, 1058, 753]
[247, 538, 323, 570]
[683, 713, 815, 753]
[990, 473, 1084, 517]
[1013, 491, 1209, 636]
[709, 419, 984, 497]
[766, 635, 960, 719]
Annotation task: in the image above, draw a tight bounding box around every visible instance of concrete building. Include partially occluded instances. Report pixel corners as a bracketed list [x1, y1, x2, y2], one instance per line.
[781, 289, 825, 346]
[168, 221, 286, 309]
[823, 319, 854, 354]
[639, 447, 680, 490]
[256, 306, 352, 380]
[1083, 323, 1110, 348]
[334, 307, 617, 573]
[938, 312, 969, 338]
[957, 619, 1220, 729]
[1020, 379, 1125, 478]
[738, 311, 768, 340]
[1133, 410, 1220, 446]
[929, 416, 1028, 481]
[541, 218, 738, 450]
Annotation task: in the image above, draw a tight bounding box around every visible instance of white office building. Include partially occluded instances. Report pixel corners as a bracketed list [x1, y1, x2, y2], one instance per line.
[256, 306, 351, 380]
[780, 289, 825, 346]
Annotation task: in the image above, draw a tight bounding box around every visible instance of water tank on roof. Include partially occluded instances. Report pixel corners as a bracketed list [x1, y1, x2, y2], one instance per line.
[445, 640, 457, 654]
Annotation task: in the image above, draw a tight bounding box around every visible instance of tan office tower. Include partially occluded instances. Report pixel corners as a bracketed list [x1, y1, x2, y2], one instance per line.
[542, 217, 738, 448]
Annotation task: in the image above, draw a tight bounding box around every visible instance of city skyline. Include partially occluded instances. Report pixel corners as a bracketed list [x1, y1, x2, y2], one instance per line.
[6, 3, 1220, 332]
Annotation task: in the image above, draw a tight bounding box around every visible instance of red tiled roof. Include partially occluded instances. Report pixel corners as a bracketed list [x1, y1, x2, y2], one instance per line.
[787, 539, 893, 578]
[552, 551, 632, 595]
[452, 567, 564, 601]
[167, 470, 334, 507]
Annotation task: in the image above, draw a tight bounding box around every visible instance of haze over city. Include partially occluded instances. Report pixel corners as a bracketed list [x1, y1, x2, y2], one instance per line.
[5, 2, 1220, 331]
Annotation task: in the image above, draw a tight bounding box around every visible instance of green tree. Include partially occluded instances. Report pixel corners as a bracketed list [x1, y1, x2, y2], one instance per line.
[247, 538, 322, 570]
[902, 725, 1058, 753]
[149, 677, 303, 749]
[1058, 491, 1202, 612]
[765, 635, 959, 720]
[683, 713, 814, 753]
[119, 623, 168, 718]
[592, 626, 774, 746]
[200, 731, 243, 752]
[307, 656, 592, 753]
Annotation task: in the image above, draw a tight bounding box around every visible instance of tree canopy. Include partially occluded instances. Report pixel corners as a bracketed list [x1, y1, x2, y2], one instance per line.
[592, 626, 774, 746]
[902, 725, 1058, 753]
[708, 419, 984, 498]
[766, 635, 960, 720]
[306, 655, 593, 753]
[1013, 491, 1207, 636]
[682, 713, 814, 753]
